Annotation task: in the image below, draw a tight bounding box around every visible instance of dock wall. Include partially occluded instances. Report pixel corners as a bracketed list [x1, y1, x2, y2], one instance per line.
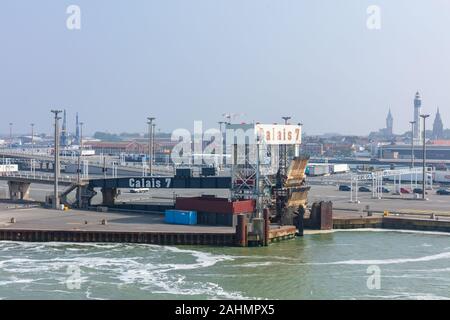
[333, 216, 450, 233]
[0, 229, 235, 246]
[0, 226, 296, 246]
[382, 217, 450, 233]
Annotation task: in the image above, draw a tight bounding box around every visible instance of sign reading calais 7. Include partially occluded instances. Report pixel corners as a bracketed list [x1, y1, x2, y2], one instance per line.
[255, 124, 302, 145]
[128, 178, 172, 188]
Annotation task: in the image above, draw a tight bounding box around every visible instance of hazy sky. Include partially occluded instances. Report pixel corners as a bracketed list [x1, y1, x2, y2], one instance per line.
[1, 0, 450, 136]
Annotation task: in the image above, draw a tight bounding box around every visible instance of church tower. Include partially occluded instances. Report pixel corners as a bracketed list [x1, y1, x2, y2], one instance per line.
[432, 108, 444, 140]
[386, 109, 393, 137]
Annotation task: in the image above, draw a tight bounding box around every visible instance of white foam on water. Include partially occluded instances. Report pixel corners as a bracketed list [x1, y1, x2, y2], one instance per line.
[111, 245, 249, 299]
[159, 246, 235, 271]
[1, 256, 141, 275]
[380, 274, 450, 281]
[199, 273, 259, 278]
[307, 251, 450, 266]
[0, 258, 65, 273]
[150, 280, 249, 299]
[401, 267, 450, 273]
[122, 267, 242, 299]
[2, 234, 450, 300]
[335, 228, 450, 237]
[0, 277, 36, 286]
[0, 242, 247, 299]
[85, 286, 106, 300]
[222, 254, 300, 263]
[361, 292, 450, 300]
[233, 261, 276, 268]
[228, 261, 296, 268]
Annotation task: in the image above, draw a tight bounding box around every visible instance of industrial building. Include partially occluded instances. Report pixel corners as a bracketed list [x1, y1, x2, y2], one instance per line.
[380, 141, 450, 161]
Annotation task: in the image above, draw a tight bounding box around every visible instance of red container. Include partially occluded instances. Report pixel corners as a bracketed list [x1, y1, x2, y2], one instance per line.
[175, 197, 255, 215]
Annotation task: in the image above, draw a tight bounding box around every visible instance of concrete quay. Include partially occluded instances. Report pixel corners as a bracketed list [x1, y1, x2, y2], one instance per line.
[0, 204, 295, 246]
[333, 211, 450, 233]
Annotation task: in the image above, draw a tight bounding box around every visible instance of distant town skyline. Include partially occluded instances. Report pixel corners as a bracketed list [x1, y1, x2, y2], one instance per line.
[1, 99, 448, 138]
[1, 1, 450, 135]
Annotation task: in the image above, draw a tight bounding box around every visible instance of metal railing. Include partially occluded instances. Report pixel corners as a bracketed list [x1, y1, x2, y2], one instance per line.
[0, 170, 79, 183]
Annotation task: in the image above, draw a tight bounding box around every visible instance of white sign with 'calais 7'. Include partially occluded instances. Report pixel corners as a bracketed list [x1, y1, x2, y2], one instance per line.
[128, 178, 172, 188]
[255, 124, 302, 145]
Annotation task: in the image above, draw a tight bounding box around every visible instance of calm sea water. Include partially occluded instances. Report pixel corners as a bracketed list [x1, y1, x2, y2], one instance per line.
[0, 229, 449, 300]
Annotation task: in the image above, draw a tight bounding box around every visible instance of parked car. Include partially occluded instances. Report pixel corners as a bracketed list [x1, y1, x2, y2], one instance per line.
[339, 185, 352, 191]
[436, 189, 450, 195]
[413, 188, 427, 195]
[377, 187, 390, 193]
[358, 186, 371, 192]
[400, 187, 411, 194]
[129, 188, 150, 193]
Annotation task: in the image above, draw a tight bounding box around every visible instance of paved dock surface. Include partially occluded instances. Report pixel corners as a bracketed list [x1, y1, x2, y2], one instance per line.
[0, 204, 298, 246]
[2, 180, 449, 216]
[0, 204, 234, 234]
[309, 184, 450, 216]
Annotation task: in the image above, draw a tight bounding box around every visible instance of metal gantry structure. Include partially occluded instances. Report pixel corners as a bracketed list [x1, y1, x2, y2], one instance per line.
[228, 122, 305, 222]
[349, 167, 434, 202]
[230, 134, 277, 218]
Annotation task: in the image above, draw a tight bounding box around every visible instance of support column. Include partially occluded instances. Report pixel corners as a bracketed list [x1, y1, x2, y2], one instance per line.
[296, 205, 305, 236]
[319, 201, 333, 230]
[263, 209, 270, 246]
[235, 214, 248, 247]
[76, 185, 97, 208]
[101, 187, 117, 207]
[309, 201, 333, 230]
[8, 181, 31, 200]
[252, 218, 265, 246]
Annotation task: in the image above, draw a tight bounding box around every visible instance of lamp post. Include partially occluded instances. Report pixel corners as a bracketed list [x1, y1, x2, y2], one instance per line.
[51, 110, 62, 209]
[77, 121, 84, 207]
[218, 121, 225, 168]
[409, 121, 416, 168]
[30, 123, 35, 155]
[420, 114, 430, 200]
[147, 117, 155, 176]
[281, 116, 291, 174]
[9, 123, 13, 148]
[282, 117, 291, 125]
[152, 122, 156, 168]
[80, 122, 84, 154]
[218, 121, 224, 132]
[296, 122, 303, 157]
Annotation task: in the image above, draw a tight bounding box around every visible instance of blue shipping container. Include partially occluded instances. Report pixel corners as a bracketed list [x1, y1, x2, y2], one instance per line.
[165, 210, 197, 225]
[165, 210, 176, 224]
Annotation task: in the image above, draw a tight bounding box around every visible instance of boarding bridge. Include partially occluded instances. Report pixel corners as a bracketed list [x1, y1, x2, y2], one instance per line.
[0, 170, 84, 203]
[87, 176, 232, 207]
[0, 168, 231, 209]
